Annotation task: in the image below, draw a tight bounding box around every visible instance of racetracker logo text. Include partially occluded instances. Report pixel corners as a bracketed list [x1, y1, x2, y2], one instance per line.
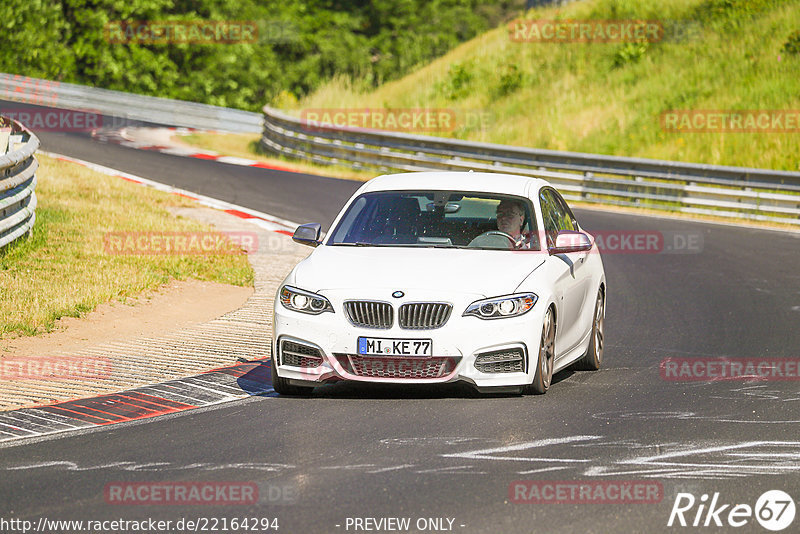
[105, 20, 258, 44]
[660, 358, 800, 382]
[546, 230, 702, 255]
[1, 107, 100, 132]
[300, 108, 492, 133]
[509, 19, 664, 43]
[0, 357, 111, 381]
[301, 108, 455, 133]
[104, 482, 258, 505]
[103, 231, 258, 255]
[510, 480, 663, 504]
[1, 75, 60, 106]
[661, 110, 800, 133]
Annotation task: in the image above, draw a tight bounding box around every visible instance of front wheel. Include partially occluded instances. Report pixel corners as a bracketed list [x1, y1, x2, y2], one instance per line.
[574, 289, 604, 371]
[525, 307, 554, 395]
[270, 358, 314, 396]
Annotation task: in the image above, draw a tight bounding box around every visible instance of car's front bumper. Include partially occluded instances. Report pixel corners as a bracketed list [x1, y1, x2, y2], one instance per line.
[273, 298, 547, 390]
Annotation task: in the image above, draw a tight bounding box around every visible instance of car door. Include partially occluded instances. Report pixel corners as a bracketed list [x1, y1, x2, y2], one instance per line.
[539, 188, 592, 358]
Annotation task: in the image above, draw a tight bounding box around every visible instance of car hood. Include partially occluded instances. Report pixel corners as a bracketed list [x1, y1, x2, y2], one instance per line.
[293, 245, 545, 298]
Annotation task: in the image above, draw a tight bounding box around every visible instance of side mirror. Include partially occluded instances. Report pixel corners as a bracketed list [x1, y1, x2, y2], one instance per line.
[549, 230, 592, 255]
[292, 223, 322, 247]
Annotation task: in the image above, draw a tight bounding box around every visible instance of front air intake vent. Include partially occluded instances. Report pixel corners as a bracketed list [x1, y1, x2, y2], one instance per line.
[474, 348, 525, 373]
[344, 301, 393, 329]
[280, 340, 323, 368]
[333, 354, 458, 379]
[398, 302, 452, 330]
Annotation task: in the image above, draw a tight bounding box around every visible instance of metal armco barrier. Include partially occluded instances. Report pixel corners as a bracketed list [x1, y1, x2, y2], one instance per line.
[0, 73, 262, 133]
[0, 118, 38, 249]
[261, 106, 800, 226]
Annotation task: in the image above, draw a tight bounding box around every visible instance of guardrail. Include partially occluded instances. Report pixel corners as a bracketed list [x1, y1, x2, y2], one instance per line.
[0, 117, 38, 250]
[0, 73, 262, 133]
[261, 106, 800, 226]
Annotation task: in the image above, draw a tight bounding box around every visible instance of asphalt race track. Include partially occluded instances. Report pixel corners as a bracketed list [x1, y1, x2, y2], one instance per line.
[2, 102, 800, 533]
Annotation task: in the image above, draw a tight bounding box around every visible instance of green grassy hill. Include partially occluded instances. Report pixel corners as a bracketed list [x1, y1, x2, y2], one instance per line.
[291, 0, 800, 171]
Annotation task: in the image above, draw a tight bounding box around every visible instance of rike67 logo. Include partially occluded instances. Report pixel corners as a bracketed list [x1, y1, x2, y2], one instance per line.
[668, 490, 796, 531]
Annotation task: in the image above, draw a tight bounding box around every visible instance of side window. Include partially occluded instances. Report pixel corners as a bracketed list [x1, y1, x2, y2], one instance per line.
[331, 196, 367, 243]
[539, 190, 559, 248]
[551, 191, 578, 232]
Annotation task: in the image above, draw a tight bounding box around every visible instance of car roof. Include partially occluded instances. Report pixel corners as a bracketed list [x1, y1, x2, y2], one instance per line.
[360, 171, 551, 197]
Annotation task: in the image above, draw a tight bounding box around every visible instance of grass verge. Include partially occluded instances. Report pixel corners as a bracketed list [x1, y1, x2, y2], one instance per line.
[0, 155, 254, 339]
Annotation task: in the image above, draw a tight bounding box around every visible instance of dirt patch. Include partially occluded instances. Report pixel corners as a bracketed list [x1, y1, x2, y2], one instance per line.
[0, 279, 253, 359]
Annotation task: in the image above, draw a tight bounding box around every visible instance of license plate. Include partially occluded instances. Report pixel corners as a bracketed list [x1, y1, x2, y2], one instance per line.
[358, 337, 433, 357]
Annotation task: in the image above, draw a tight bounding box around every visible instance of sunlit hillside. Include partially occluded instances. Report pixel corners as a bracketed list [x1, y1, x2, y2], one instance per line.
[292, 0, 800, 171]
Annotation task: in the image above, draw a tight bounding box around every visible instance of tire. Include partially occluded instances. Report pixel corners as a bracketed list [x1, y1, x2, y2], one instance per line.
[574, 288, 604, 371]
[270, 357, 314, 396]
[525, 307, 555, 395]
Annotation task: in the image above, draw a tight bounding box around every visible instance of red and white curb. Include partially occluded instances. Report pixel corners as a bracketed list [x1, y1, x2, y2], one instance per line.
[91, 126, 299, 172]
[39, 150, 299, 236]
[0, 360, 275, 445]
[0, 153, 304, 445]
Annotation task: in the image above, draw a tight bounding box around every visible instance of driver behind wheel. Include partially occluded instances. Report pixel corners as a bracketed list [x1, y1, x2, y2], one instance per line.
[496, 199, 525, 240]
[496, 199, 534, 249]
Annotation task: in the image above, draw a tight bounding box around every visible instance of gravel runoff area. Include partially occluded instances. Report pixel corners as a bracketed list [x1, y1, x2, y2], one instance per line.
[0, 207, 311, 411]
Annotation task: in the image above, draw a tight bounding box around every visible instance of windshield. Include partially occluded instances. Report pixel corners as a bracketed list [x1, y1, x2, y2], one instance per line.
[328, 190, 540, 250]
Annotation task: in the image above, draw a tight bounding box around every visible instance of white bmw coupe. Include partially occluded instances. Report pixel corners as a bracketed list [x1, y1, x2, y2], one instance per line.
[272, 171, 605, 395]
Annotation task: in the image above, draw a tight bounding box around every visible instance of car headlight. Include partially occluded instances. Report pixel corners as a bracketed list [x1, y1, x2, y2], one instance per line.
[463, 293, 538, 319]
[279, 285, 334, 315]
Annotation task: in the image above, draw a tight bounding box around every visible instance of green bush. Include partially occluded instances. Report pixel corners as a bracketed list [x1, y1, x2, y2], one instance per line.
[441, 62, 476, 100]
[783, 30, 800, 55]
[612, 41, 649, 68]
[492, 64, 525, 98]
[0, 0, 525, 112]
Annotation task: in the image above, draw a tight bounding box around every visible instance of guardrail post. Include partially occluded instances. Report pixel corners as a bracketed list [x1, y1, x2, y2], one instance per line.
[583, 172, 593, 201]
[0, 116, 39, 251]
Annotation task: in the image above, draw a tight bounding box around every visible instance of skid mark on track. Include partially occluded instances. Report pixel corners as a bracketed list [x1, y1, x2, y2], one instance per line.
[709, 384, 800, 402]
[5, 432, 800, 481]
[592, 410, 800, 424]
[446, 436, 800, 480]
[4, 460, 294, 473]
[584, 440, 800, 479]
